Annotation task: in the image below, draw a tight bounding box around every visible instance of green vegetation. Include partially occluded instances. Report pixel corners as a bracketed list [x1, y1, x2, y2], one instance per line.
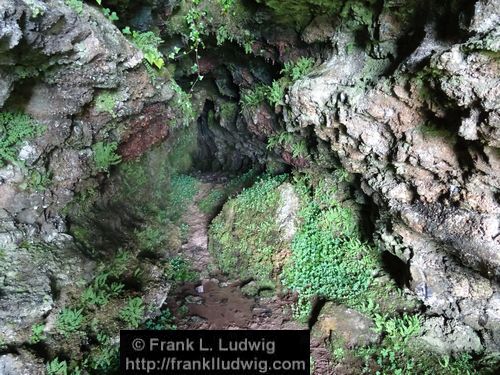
[95, 0, 119, 22]
[25, 0, 45, 17]
[145, 308, 177, 330]
[199, 189, 225, 214]
[80, 273, 124, 308]
[240, 57, 315, 110]
[94, 91, 119, 117]
[46, 358, 68, 375]
[30, 323, 45, 344]
[92, 141, 121, 173]
[171, 81, 196, 127]
[165, 256, 197, 282]
[56, 308, 84, 336]
[0, 111, 44, 166]
[281, 57, 315, 81]
[240, 85, 269, 109]
[123, 29, 165, 69]
[256, 0, 376, 28]
[209, 174, 287, 286]
[119, 297, 145, 328]
[267, 132, 308, 158]
[282, 175, 379, 320]
[65, 0, 83, 14]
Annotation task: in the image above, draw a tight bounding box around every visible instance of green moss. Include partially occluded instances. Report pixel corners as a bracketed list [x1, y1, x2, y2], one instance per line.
[209, 174, 288, 285]
[94, 91, 120, 118]
[256, 0, 376, 28]
[419, 122, 456, 139]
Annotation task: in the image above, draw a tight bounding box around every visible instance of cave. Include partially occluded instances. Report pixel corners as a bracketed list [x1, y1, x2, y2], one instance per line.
[0, 0, 499, 374]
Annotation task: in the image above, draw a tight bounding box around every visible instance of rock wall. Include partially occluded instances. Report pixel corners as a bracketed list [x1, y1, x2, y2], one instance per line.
[285, 0, 500, 349]
[0, 0, 181, 361]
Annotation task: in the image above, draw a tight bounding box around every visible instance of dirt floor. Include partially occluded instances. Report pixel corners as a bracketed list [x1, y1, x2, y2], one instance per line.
[165, 175, 334, 374]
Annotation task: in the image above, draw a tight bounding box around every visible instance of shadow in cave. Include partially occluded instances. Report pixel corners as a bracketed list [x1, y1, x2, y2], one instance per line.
[381, 250, 410, 288]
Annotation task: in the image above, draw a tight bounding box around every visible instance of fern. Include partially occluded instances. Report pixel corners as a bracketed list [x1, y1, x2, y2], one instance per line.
[0, 111, 44, 166]
[92, 141, 121, 173]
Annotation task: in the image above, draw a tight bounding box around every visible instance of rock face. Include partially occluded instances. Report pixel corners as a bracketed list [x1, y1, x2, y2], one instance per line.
[285, 0, 500, 350]
[0, 0, 181, 351]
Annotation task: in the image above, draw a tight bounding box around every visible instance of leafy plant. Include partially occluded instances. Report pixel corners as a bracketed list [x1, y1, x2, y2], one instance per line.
[240, 85, 268, 109]
[80, 272, 124, 308]
[92, 141, 121, 173]
[120, 297, 145, 328]
[199, 189, 225, 214]
[281, 57, 314, 81]
[0, 111, 44, 166]
[95, 0, 119, 22]
[145, 309, 177, 330]
[30, 323, 45, 344]
[65, 0, 83, 14]
[216, 25, 233, 45]
[136, 226, 167, 254]
[46, 358, 68, 375]
[218, 0, 236, 13]
[25, 0, 45, 17]
[171, 81, 195, 127]
[125, 29, 165, 69]
[268, 81, 286, 107]
[56, 308, 84, 336]
[165, 256, 197, 282]
[281, 174, 378, 318]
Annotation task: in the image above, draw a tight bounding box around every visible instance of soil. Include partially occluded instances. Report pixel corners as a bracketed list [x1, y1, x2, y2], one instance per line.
[165, 173, 334, 374]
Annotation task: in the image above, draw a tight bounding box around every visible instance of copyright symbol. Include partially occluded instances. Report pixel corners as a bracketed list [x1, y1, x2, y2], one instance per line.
[132, 338, 145, 352]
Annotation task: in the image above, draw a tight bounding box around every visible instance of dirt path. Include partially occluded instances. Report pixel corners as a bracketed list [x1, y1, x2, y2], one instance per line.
[170, 174, 333, 374]
[180, 181, 216, 278]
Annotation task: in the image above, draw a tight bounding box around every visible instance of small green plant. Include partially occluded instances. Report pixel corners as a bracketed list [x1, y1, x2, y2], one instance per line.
[171, 81, 195, 127]
[0, 111, 44, 166]
[199, 189, 225, 214]
[56, 308, 84, 336]
[281, 57, 314, 81]
[165, 256, 197, 282]
[145, 309, 177, 330]
[136, 226, 167, 254]
[123, 29, 165, 69]
[30, 323, 45, 344]
[25, 0, 45, 17]
[95, 0, 119, 22]
[218, 0, 236, 13]
[240, 85, 268, 109]
[268, 81, 286, 107]
[64, 0, 83, 14]
[92, 141, 121, 173]
[46, 358, 68, 375]
[80, 272, 124, 308]
[120, 297, 145, 328]
[88, 334, 119, 371]
[95, 91, 119, 117]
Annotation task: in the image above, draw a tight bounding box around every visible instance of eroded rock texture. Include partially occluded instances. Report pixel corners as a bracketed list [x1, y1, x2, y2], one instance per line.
[0, 0, 180, 351]
[285, 0, 500, 349]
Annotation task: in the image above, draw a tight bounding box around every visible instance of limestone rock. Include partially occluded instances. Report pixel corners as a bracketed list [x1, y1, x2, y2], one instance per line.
[312, 303, 380, 348]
